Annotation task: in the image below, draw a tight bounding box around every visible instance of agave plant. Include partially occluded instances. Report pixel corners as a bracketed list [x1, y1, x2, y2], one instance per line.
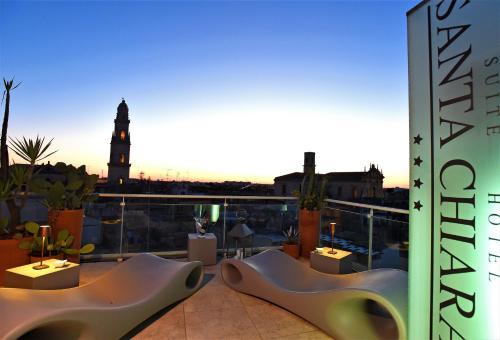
[283, 226, 299, 245]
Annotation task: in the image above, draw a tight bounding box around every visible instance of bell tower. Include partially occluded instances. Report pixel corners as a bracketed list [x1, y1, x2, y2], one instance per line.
[107, 99, 131, 184]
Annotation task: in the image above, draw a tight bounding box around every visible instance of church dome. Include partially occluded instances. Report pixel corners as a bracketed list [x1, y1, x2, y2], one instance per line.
[117, 99, 129, 115]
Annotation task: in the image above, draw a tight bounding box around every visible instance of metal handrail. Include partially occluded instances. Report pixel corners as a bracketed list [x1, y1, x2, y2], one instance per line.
[97, 193, 297, 200]
[96, 194, 410, 215]
[324, 198, 409, 215]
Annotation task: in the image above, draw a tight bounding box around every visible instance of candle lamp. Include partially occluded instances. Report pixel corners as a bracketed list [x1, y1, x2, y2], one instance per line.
[33, 225, 51, 270]
[329, 222, 337, 255]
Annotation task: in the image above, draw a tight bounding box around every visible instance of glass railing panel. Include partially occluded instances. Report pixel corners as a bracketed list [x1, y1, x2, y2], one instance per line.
[121, 198, 224, 253]
[84, 195, 298, 257]
[371, 214, 409, 271]
[320, 207, 371, 270]
[321, 204, 409, 271]
[222, 201, 298, 257]
[83, 197, 124, 255]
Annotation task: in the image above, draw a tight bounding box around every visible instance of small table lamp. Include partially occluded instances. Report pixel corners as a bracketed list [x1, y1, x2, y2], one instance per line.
[33, 225, 51, 270]
[329, 223, 337, 255]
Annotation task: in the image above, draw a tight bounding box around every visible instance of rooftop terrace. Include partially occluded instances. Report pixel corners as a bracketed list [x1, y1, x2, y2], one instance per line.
[1, 195, 408, 339]
[80, 259, 332, 340]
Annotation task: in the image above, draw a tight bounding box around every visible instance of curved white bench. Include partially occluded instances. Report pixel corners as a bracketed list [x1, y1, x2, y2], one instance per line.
[0, 253, 204, 339]
[220, 249, 407, 340]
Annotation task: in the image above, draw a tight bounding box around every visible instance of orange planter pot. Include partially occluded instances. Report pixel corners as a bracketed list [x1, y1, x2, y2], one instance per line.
[48, 209, 84, 263]
[299, 209, 320, 258]
[282, 243, 300, 259]
[0, 237, 31, 286]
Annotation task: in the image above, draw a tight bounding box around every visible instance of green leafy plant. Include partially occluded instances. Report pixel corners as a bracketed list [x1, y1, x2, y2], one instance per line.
[294, 174, 327, 211]
[18, 221, 95, 257]
[32, 162, 98, 210]
[283, 226, 299, 245]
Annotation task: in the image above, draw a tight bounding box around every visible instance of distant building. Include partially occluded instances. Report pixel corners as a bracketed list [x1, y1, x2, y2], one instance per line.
[273, 152, 384, 201]
[107, 99, 131, 184]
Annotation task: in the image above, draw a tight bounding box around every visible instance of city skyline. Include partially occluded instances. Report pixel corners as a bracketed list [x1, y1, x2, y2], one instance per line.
[1, 1, 419, 187]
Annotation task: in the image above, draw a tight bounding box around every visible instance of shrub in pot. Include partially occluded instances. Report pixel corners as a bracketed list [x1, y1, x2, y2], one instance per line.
[32, 163, 98, 262]
[295, 174, 326, 258]
[282, 226, 299, 258]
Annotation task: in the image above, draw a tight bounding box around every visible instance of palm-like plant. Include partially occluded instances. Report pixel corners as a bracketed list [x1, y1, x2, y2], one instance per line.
[8, 136, 57, 225]
[2, 136, 57, 229]
[9, 136, 57, 166]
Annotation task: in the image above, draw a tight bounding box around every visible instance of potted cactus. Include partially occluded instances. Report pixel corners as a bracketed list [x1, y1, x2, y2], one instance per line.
[32, 162, 98, 262]
[282, 226, 300, 258]
[295, 174, 326, 258]
[19, 221, 95, 263]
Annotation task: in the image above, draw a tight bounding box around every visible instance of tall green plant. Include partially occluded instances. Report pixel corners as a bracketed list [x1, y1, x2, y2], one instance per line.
[0, 78, 20, 232]
[296, 174, 327, 211]
[1, 78, 21, 181]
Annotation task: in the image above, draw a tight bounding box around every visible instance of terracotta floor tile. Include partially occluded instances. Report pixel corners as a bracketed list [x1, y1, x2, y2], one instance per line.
[184, 277, 243, 313]
[238, 292, 270, 307]
[185, 306, 261, 340]
[245, 303, 317, 339]
[133, 303, 186, 340]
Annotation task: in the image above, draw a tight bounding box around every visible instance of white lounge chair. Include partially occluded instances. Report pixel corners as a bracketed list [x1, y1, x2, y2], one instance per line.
[0, 253, 203, 339]
[220, 249, 407, 340]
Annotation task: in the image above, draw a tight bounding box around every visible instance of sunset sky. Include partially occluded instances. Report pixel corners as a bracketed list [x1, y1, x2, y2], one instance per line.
[1, 0, 419, 187]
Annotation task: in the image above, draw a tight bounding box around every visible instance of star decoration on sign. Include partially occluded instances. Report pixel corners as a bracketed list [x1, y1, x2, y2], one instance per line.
[413, 134, 423, 145]
[414, 156, 423, 166]
[414, 201, 423, 211]
[414, 178, 423, 188]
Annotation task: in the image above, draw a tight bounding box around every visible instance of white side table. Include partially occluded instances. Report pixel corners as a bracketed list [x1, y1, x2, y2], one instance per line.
[310, 247, 352, 274]
[188, 233, 217, 265]
[4, 259, 80, 289]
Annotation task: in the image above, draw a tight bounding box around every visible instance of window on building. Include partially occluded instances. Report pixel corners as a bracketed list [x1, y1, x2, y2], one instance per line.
[120, 153, 125, 164]
[120, 130, 126, 141]
[282, 184, 287, 195]
[352, 186, 358, 199]
[119, 177, 123, 185]
[337, 186, 342, 197]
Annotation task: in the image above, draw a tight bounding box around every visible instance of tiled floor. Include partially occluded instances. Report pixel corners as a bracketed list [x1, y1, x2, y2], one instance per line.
[79, 260, 332, 340]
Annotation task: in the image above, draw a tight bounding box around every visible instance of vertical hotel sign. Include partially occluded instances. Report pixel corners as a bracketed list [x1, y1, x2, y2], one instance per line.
[408, 1, 499, 339]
